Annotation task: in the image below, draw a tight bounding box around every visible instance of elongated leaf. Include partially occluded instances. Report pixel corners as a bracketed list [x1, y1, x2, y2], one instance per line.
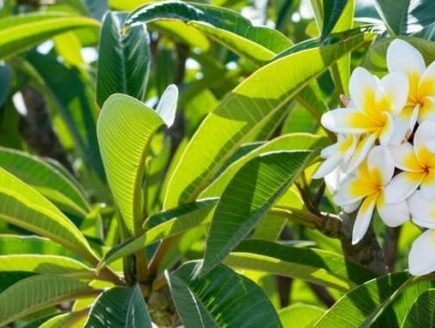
[202, 151, 313, 274]
[202, 133, 328, 198]
[402, 289, 435, 328]
[0, 147, 89, 216]
[164, 32, 371, 208]
[167, 261, 281, 328]
[156, 84, 178, 127]
[0, 12, 99, 59]
[372, 278, 433, 327]
[0, 235, 75, 257]
[0, 274, 94, 326]
[322, 0, 349, 38]
[0, 63, 11, 107]
[0, 255, 92, 275]
[127, 1, 291, 64]
[97, 94, 164, 235]
[374, 0, 435, 35]
[225, 240, 374, 291]
[96, 12, 150, 107]
[0, 168, 96, 263]
[279, 304, 326, 328]
[40, 311, 88, 328]
[85, 285, 152, 328]
[314, 272, 412, 327]
[99, 198, 217, 268]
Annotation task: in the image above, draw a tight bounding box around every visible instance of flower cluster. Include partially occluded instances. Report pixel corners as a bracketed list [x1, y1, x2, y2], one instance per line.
[313, 40, 435, 276]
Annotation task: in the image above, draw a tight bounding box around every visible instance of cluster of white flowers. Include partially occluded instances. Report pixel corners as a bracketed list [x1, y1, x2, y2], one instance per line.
[313, 39, 435, 276]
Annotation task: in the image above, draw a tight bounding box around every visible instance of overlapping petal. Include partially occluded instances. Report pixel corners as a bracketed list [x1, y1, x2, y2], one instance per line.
[409, 229, 435, 276]
[352, 194, 377, 245]
[384, 171, 423, 203]
[408, 190, 435, 229]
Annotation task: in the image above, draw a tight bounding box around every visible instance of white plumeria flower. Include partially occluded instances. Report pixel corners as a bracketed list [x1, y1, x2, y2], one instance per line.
[408, 229, 435, 276]
[387, 39, 435, 126]
[321, 67, 409, 147]
[407, 191, 435, 275]
[385, 121, 435, 203]
[312, 134, 357, 179]
[334, 146, 409, 245]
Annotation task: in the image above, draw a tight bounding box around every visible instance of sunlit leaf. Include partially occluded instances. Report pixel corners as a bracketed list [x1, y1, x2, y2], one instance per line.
[97, 94, 164, 235]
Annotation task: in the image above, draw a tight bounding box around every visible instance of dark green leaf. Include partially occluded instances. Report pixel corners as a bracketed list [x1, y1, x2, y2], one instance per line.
[167, 261, 281, 328]
[402, 289, 435, 328]
[225, 240, 375, 290]
[85, 285, 152, 328]
[314, 272, 412, 327]
[202, 151, 313, 275]
[96, 12, 150, 107]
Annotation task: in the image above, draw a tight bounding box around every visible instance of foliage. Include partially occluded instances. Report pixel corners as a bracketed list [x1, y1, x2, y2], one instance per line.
[0, 0, 434, 327]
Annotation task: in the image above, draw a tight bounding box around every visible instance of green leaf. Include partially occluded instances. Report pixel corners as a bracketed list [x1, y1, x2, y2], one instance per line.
[126, 1, 291, 64]
[40, 311, 88, 328]
[0, 235, 76, 257]
[0, 254, 92, 276]
[224, 240, 375, 291]
[97, 94, 164, 235]
[99, 198, 217, 269]
[0, 274, 94, 326]
[85, 285, 152, 328]
[96, 12, 150, 107]
[201, 133, 329, 198]
[201, 151, 313, 274]
[372, 278, 433, 327]
[0, 12, 99, 59]
[279, 304, 326, 328]
[0, 63, 11, 107]
[374, 0, 435, 35]
[402, 289, 435, 328]
[164, 32, 371, 208]
[167, 261, 281, 328]
[0, 147, 90, 216]
[322, 0, 348, 38]
[314, 272, 412, 327]
[0, 168, 97, 263]
[156, 84, 178, 127]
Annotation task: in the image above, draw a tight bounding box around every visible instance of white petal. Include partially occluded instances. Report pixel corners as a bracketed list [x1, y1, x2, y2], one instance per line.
[387, 39, 426, 76]
[345, 133, 376, 173]
[367, 145, 395, 184]
[320, 143, 339, 158]
[379, 112, 395, 145]
[378, 72, 409, 114]
[421, 170, 435, 200]
[342, 199, 361, 213]
[334, 175, 366, 206]
[312, 155, 341, 179]
[426, 137, 435, 153]
[419, 61, 435, 98]
[388, 142, 421, 172]
[408, 229, 435, 276]
[321, 108, 372, 134]
[324, 167, 343, 193]
[384, 171, 423, 203]
[419, 97, 435, 122]
[349, 67, 378, 111]
[352, 195, 376, 245]
[408, 190, 435, 229]
[377, 198, 409, 227]
[414, 120, 435, 154]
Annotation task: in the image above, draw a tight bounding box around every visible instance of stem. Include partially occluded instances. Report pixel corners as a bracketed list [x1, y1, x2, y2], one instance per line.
[384, 226, 401, 272]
